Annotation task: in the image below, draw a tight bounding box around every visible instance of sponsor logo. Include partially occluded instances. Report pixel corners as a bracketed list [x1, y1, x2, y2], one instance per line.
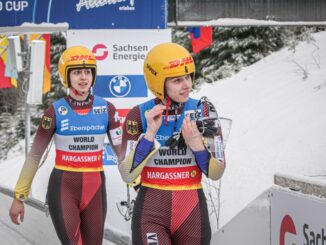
[94, 75, 147, 98]
[117, 109, 130, 125]
[70, 125, 106, 132]
[110, 127, 122, 146]
[190, 170, 197, 178]
[93, 106, 107, 114]
[76, 0, 127, 12]
[109, 75, 131, 97]
[41, 116, 52, 129]
[214, 135, 224, 160]
[303, 224, 326, 245]
[126, 120, 138, 135]
[68, 55, 95, 62]
[146, 63, 157, 76]
[162, 114, 181, 122]
[60, 119, 69, 132]
[146, 233, 158, 245]
[163, 56, 193, 70]
[119, 0, 135, 11]
[102, 144, 118, 165]
[92, 44, 108, 61]
[61, 154, 100, 163]
[147, 171, 190, 180]
[279, 214, 326, 245]
[184, 110, 201, 121]
[155, 134, 170, 141]
[280, 215, 297, 245]
[114, 111, 120, 123]
[58, 106, 68, 116]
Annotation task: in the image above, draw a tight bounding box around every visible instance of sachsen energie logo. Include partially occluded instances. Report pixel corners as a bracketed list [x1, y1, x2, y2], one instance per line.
[280, 215, 297, 245]
[279, 214, 326, 245]
[92, 44, 108, 61]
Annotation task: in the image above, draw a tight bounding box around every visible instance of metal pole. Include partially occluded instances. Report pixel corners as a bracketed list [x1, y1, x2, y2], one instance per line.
[24, 99, 30, 158]
[24, 34, 30, 158]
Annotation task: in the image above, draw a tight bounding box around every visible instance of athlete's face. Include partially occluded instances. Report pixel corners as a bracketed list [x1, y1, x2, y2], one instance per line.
[165, 74, 192, 103]
[69, 68, 93, 94]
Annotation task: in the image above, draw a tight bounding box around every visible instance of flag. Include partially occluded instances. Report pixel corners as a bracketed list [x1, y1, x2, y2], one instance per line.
[187, 26, 213, 54]
[0, 58, 13, 89]
[0, 36, 17, 89]
[30, 34, 51, 94]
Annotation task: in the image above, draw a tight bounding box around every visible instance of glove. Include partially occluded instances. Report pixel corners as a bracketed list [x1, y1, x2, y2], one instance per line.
[195, 96, 220, 138]
[165, 132, 187, 149]
[196, 117, 218, 138]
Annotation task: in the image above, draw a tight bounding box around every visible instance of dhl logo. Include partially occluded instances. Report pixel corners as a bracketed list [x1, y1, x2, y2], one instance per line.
[163, 56, 193, 69]
[69, 55, 95, 62]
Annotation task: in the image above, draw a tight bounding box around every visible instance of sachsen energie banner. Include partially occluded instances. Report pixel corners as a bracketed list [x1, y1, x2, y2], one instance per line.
[68, 29, 171, 165]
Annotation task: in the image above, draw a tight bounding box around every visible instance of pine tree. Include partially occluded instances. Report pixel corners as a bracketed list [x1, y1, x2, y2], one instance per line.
[172, 26, 320, 88]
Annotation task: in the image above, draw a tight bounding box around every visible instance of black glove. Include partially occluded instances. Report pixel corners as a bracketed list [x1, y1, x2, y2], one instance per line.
[196, 117, 218, 138]
[165, 132, 187, 149]
[196, 96, 219, 138]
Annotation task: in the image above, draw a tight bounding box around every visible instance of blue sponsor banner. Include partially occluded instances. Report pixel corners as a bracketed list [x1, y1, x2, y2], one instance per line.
[94, 75, 148, 98]
[102, 144, 118, 165]
[0, 0, 167, 29]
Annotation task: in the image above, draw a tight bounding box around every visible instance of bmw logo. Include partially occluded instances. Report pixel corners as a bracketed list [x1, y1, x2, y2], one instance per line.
[109, 75, 131, 97]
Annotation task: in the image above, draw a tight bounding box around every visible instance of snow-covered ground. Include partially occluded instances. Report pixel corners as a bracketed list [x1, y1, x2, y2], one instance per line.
[1, 31, 326, 239]
[193, 31, 326, 227]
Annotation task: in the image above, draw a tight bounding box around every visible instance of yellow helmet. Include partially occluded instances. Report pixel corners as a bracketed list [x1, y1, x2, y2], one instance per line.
[58, 46, 97, 88]
[143, 43, 195, 101]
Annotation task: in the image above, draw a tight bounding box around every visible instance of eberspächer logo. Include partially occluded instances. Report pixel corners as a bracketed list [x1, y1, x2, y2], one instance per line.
[109, 75, 131, 97]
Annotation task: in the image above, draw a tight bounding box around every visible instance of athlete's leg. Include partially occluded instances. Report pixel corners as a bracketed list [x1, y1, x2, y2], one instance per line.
[79, 172, 107, 245]
[171, 189, 211, 245]
[47, 169, 83, 245]
[132, 187, 172, 245]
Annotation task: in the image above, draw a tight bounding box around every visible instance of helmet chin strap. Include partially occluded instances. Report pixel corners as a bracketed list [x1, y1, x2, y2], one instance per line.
[163, 96, 171, 126]
[69, 87, 90, 97]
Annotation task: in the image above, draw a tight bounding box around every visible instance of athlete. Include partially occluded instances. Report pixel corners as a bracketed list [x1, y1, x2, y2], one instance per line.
[118, 43, 225, 245]
[9, 46, 122, 245]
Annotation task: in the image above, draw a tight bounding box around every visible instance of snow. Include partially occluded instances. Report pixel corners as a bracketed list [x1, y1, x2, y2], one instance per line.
[192, 31, 326, 227]
[168, 19, 326, 27]
[1, 31, 326, 241]
[0, 23, 68, 34]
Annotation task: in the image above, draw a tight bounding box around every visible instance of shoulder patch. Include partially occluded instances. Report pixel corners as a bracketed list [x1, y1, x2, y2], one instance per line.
[41, 116, 52, 129]
[126, 120, 138, 135]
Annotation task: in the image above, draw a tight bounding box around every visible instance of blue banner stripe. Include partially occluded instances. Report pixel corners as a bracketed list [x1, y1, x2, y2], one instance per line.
[94, 75, 148, 98]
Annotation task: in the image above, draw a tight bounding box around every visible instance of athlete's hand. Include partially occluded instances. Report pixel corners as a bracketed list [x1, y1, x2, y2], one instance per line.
[9, 199, 25, 225]
[182, 116, 205, 151]
[144, 104, 165, 141]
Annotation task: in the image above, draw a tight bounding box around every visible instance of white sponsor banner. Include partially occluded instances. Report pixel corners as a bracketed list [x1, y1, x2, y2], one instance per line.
[54, 134, 106, 152]
[146, 146, 196, 168]
[271, 189, 326, 245]
[67, 29, 171, 75]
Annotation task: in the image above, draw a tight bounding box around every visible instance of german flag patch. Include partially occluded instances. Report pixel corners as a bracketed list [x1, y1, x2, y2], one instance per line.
[41, 116, 52, 130]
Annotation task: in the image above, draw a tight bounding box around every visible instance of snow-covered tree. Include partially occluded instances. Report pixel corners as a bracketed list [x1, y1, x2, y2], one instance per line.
[172, 26, 321, 88]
